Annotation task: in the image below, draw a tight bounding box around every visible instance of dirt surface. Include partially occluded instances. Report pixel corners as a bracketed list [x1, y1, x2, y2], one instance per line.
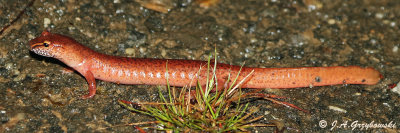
[1, 0, 399, 132]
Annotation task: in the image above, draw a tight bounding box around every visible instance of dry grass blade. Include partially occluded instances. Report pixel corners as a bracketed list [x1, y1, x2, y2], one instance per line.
[228, 69, 254, 96]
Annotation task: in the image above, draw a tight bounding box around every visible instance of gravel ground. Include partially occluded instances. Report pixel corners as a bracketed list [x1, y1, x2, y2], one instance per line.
[0, 0, 399, 132]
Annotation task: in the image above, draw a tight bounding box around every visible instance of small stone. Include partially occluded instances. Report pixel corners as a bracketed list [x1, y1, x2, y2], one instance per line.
[75, 17, 81, 21]
[139, 47, 147, 54]
[393, 45, 398, 53]
[327, 19, 336, 25]
[161, 49, 167, 57]
[264, 111, 270, 115]
[44, 18, 51, 28]
[383, 20, 390, 25]
[250, 38, 258, 43]
[303, 0, 323, 11]
[328, 105, 347, 113]
[125, 48, 135, 55]
[390, 22, 396, 27]
[5, 63, 13, 70]
[375, 13, 384, 19]
[163, 40, 178, 48]
[13, 73, 26, 82]
[383, 103, 390, 107]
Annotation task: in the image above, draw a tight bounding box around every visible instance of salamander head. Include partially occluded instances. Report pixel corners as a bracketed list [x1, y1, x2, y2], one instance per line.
[29, 30, 64, 58]
[29, 30, 94, 69]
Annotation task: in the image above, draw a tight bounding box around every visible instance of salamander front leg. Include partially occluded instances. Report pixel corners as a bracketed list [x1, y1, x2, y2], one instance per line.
[81, 70, 97, 99]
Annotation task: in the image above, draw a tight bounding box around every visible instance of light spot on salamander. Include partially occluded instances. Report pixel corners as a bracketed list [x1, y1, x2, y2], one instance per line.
[165, 72, 169, 78]
[125, 70, 131, 77]
[133, 71, 138, 77]
[309, 84, 314, 88]
[188, 73, 193, 79]
[118, 70, 123, 77]
[172, 72, 176, 78]
[315, 76, 321, 82]
[111, 68, 116, 75]
[148, 72, 153, 78]
[102, 65, 107, 72]
[156, 72, 161, 78]
[180, 72, 185, 78]
[140, 71, 145, 77]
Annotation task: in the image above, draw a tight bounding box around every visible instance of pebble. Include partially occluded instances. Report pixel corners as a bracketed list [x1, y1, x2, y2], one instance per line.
[5, 63, 13, 70]
[375, 13, 384, 19]
[139, 47, 147, 54]
[75, 17, 81, 21]
[393, 45, 398, 53]
[304, 0, 323, 11]
[13, 73, 26, 82]
[390, 22, 396, 27]
[250, 38, 258, 43]
[163, 40, 178, 48]
[44, 18, 51, 28]
[264, 111, 270, 115]
[125, 48, 135, 55]
[328, 19, 336, 25]
[161, 49, 167, 57]
[382, 103, 390, 107]
[353, 92, 361, 96]
[328, 105, 347, 113]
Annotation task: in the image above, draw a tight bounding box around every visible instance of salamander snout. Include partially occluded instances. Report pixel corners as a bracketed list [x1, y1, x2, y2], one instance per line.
[29, 30, 58, 58]
[29, 41, 55, 57]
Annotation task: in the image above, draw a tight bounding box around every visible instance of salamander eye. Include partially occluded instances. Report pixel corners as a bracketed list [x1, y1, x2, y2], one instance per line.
[43, 43, 49, 47]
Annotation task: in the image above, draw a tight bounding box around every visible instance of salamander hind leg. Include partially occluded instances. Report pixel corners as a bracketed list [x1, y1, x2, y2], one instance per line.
[81, 70, 97, 99]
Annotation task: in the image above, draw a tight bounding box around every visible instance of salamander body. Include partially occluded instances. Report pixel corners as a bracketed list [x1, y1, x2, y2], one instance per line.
[29, 31, 382, 98]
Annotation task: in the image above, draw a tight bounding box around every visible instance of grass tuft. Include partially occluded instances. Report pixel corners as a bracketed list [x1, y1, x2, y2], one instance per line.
[118, 50, 285, 132]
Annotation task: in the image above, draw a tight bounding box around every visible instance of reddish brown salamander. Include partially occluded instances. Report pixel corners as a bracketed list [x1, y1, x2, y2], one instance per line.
[28, 30, 382, 99]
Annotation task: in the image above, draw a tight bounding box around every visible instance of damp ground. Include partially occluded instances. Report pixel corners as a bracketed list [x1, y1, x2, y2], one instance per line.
[0, 0, 399, 132]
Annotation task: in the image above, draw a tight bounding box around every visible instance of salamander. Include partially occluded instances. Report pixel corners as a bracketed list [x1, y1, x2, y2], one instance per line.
[28, 30, 382, 99]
